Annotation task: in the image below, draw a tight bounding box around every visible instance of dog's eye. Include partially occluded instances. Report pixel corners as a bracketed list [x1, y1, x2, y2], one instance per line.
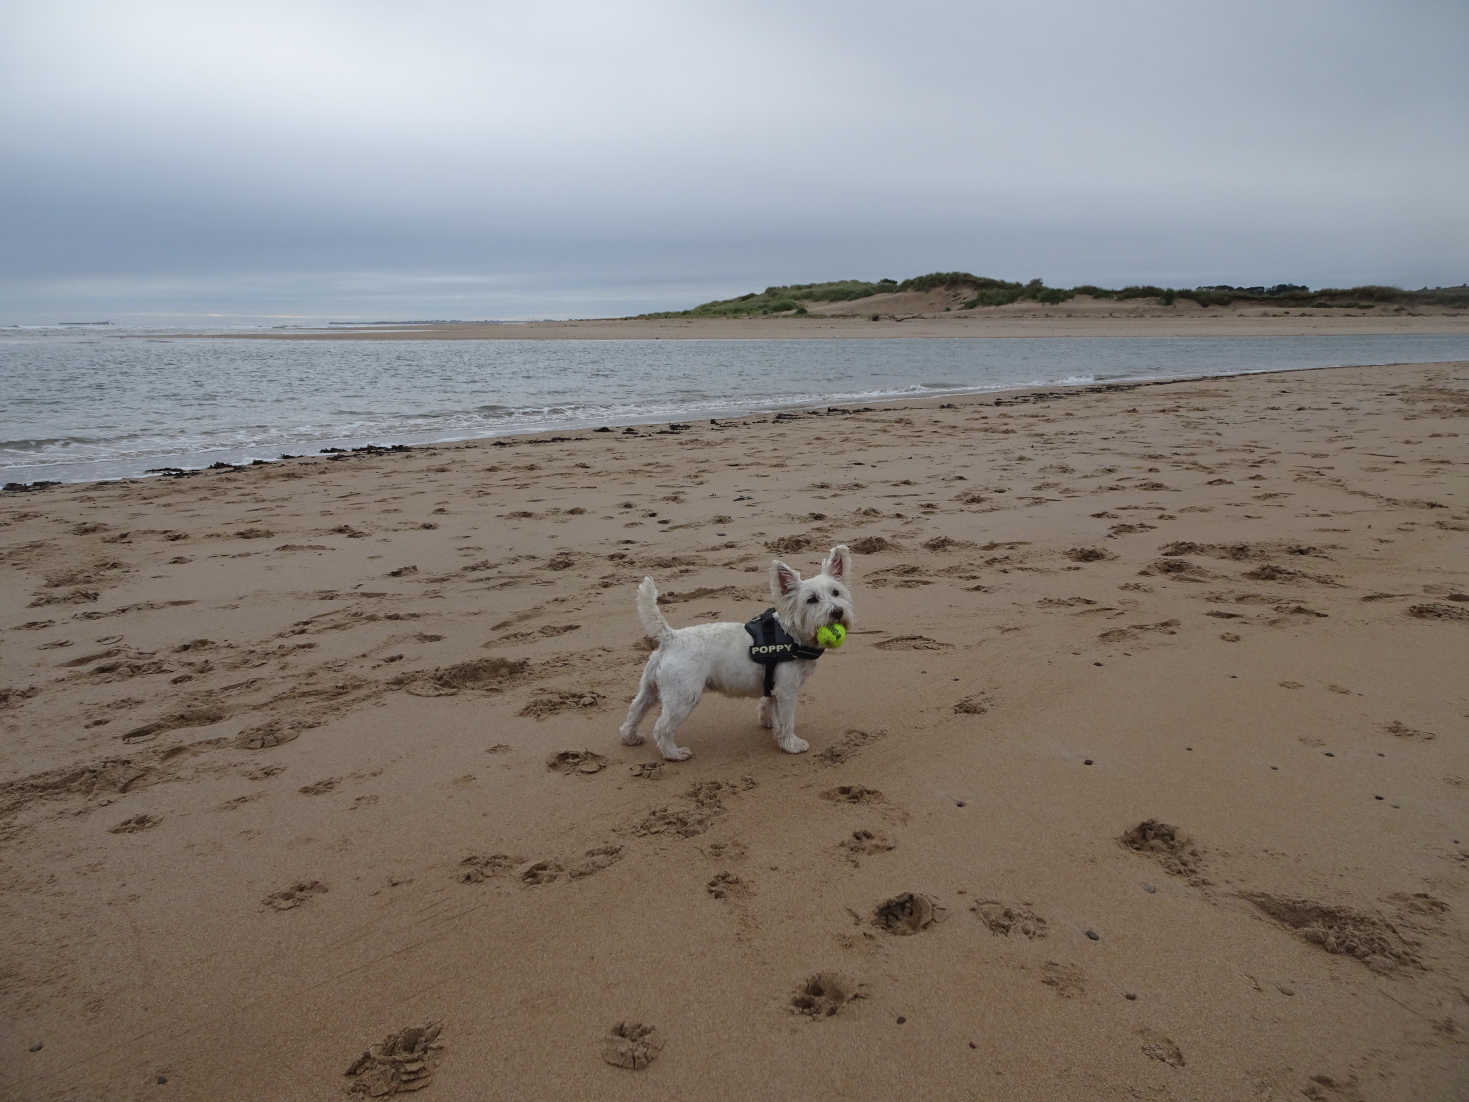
[806, 595, 819, 604]
[832, 587, 842, 597]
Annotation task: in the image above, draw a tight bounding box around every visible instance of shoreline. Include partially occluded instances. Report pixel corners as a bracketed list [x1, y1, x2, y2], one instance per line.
[207, 309, 1469, 341]
[3, 358, 1467, 1099]
[5, 358, 1458, 493]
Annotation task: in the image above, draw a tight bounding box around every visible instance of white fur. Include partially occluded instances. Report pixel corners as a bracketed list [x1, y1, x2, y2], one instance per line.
[620, 545, 856, 761]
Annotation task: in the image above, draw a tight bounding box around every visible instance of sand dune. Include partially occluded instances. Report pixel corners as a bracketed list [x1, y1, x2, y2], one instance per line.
[2, 362, 1467, 1100]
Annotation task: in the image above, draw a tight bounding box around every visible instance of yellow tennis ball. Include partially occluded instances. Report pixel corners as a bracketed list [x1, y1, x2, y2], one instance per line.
[816, 623, 846, 649]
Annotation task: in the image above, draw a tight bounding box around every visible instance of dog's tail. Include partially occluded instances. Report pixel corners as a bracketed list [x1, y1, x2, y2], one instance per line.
[635, 577, 672, 643]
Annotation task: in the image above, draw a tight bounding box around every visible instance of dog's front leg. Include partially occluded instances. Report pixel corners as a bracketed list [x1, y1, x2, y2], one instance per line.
[757, 696, 775, 729]
[769, 691, 809, 754]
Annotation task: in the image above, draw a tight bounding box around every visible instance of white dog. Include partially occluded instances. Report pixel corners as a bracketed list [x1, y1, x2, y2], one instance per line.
[620, 545, 855, 761]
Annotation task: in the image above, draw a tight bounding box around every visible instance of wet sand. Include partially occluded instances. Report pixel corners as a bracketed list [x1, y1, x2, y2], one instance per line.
[237, 305, 1469, 341]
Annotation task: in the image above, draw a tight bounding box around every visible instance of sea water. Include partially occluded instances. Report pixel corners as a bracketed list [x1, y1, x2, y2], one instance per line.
[3, 329, 1468, 485]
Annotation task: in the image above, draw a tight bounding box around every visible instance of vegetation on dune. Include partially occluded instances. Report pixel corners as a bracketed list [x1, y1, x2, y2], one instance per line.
[639, 278, 899, 317]
[638, 273, 1469, 318]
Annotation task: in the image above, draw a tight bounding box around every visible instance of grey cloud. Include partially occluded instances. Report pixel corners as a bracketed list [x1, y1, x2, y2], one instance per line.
[4, 0, 1465, 322]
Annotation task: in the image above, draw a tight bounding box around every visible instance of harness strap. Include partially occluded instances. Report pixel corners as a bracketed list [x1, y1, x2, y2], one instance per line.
[744, 608, 823, 696]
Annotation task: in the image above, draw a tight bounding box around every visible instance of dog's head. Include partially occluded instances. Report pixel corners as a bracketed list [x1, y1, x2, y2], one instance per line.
[770, 544, 856, 645]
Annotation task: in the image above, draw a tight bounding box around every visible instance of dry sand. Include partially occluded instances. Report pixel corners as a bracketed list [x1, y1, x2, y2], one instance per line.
[2, 361, 1467, 1100]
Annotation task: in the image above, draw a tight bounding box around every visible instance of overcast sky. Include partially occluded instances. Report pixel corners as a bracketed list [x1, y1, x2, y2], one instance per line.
[4, 1, 1466, 322]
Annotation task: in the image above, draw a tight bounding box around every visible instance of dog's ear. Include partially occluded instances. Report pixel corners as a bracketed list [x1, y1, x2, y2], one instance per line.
[821, 544, 852, 580]
[770, 560, 802, 597]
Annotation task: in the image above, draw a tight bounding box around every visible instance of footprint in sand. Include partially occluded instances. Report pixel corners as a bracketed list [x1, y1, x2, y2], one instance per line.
[815, 729, 885, 766]
[705, 871, 752, 900]
[1139, 558, 1214, 582]
[1040, 960, 1086, 998]
[545, 749, 609, 775]
[459, 853, 522, 884]
[600, 1021, 664, 1070]
[821, 785, 884, 805]
[867, 564, 933, 589]
[1386, 892, 1449, 934]
[1264, 603, 1327, 626]
[109, 813, 161, 834]
[121, 705, 229, 744]
[1407, 602, 1469, 622]
[952, 694, 992, 715]
[1138, 1028, 1186, 1068]
[263, 880, 327, 910]
[518, 859, 564, 886]
[847, 536, 898, 554]
[922, 536, 973, 552]
[1108, 522, 1157, 538]
[344, 1021, 444, 1096]
[520, 691, 603, 719]
[838, 829, 895, 866]
[402, 657, 527, 697]
[1097, 619, 1180, 644]
[873, 634, 951, 651]
[972, 900, 1049, 939]
[872, 893, 943, 935]
[568, 845, 624, 879]
[235, 719, 308, 750]
[1240, 893, 1420, 971]
[28, 587, 99, 609]
[1243, 563, 1340, 586]
[298, 778, 339, 795]
[58, 647, 122, 668]
[1300, 1073, 1365, 1101]
[1120, 820, 1209, 886]
[790, 972, 868, 1018]
[630, 804, 719, 839]
[622, 780, 755, 840]
[822, 785, 908, 823]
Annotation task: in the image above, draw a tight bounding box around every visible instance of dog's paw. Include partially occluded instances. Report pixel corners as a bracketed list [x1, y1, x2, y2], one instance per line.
[620, 729, 646, 746]
[778, 736, 810, 755]
[661, 745, 694, 762]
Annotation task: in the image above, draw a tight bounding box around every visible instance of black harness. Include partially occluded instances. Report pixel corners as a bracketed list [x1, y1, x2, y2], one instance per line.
[744, 608, 823, 696]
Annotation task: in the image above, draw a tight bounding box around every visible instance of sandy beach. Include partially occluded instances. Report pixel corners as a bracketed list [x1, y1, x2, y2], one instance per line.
[2, 360, 1466, 1100]
[239, 299, 1469, 341]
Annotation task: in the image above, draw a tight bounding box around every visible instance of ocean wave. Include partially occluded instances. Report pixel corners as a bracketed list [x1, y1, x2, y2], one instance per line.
[0, 434, 104, 451]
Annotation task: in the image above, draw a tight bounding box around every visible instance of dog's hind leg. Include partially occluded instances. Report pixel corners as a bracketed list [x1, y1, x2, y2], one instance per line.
[619, 661, 659, 746]
[649, 686, 698, 761]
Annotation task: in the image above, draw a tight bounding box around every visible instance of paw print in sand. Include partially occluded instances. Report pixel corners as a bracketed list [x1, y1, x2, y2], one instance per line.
[601, 1021, 664, 1070]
